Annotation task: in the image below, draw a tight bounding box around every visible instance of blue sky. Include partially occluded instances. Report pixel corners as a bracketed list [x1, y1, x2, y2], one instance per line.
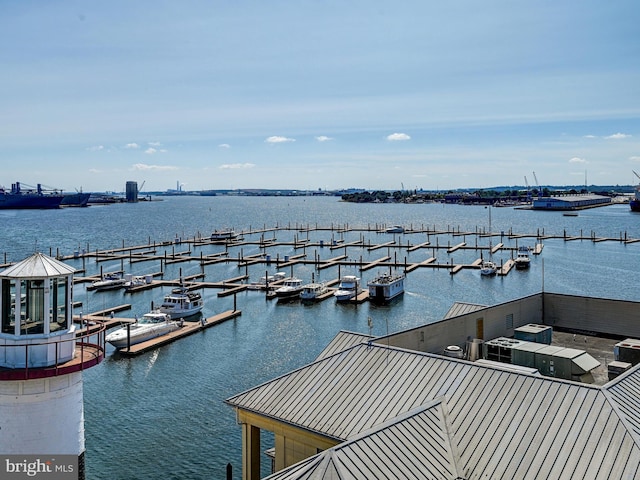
[2, 1, 639, 192]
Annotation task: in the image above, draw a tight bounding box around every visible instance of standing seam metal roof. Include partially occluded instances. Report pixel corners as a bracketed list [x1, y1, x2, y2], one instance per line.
[226, 341, 640, 479]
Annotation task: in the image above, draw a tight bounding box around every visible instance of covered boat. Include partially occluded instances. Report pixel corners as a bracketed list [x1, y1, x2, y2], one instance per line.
[367, 271, 405, 303]
[106, 311, 180, 349]
[300, 283, 328, 301]
[514, 246, 531, 270]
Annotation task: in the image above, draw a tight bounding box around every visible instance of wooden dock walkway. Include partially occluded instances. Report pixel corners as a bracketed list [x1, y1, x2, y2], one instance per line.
[117, 310, 242, 356]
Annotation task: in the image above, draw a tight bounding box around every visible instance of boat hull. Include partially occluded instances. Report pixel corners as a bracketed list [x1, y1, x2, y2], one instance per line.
[106, 322, 180, 349]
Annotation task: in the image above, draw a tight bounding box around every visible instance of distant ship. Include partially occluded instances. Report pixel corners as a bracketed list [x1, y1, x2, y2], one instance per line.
[0, 182, 66, 209]
[631, 171, 640, 212]
[61, 191, 91, 207]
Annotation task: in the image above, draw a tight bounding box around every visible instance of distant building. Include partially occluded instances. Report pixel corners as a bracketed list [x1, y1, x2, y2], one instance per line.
[532, 193, 611, 210]
[125, 181, 138, 202]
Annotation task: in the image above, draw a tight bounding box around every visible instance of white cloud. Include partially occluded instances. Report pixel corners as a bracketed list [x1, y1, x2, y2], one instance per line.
[265, 136, 295, 144]
[219, 163, 256, 170]
[148, 141, 163, 147]
[218, 144, 231, 149]
[145, 148, 157, 155]
[124, 143, 139, 149]
[315, 136, 333, 142]
[583, 135, 596, 139]
[630, 156, 640, 162]
[386, 133, 411, 141]
[86, 145, 104, 151]
[131, 163, 178, 171]
[569, 157, 587, 164]
[606, 133, 631, 139]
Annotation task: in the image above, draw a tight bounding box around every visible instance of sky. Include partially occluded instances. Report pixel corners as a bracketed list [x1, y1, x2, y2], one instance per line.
[1, 1, 640, 193]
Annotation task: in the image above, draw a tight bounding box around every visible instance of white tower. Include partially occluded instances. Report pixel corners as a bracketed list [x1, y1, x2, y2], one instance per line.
[0, 253, 105, 480]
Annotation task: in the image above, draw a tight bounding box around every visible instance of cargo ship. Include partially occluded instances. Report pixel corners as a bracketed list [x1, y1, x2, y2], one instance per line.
[0, 182, 66, 209]
[631, 171, 640, 212]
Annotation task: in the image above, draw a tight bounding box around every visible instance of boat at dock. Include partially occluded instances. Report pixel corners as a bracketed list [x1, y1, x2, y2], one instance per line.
[106, 311, 181, 349]
[0, 182, 66, 209]
[480, 260, 497, 276]
[334, 275, 362, 302]
[211, 228, 239, 240]
[514, 246, 531, 270]
[367, 271, 405, 303]
[385, 225, 404, 233]
[247, 272, 286, 290]
[300, 282, 328, 301]
[274, 277, 304, 299]
[87, 272, 127, 291]
[158, 284, 204, 319]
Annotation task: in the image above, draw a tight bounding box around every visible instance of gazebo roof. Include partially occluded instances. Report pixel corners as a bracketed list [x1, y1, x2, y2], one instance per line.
[0, 252, 76, 278]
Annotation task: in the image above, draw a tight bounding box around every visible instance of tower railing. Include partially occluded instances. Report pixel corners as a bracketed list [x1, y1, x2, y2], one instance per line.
[0, 324, 106, 381]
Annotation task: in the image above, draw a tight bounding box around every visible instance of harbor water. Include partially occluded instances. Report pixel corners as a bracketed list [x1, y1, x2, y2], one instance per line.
[0, 196, 638, 479]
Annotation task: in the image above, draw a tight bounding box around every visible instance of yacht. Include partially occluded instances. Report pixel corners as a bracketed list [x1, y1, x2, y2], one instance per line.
[334, 275, 362, 302]
[299, 282, 328, 301]
[106, 311, 181, 349]
[480, 261, 497, 276]
[514, 246, 531, 270]
[87, 272, 127, 291]
[158, 285, 204, 319]
[274, 277, 304, 299]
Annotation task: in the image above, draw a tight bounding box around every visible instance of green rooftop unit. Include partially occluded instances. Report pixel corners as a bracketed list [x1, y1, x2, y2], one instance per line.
[514, 324, 553, 344]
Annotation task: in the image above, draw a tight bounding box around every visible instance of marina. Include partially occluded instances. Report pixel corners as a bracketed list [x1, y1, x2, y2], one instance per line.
[0, 195, 638, 479]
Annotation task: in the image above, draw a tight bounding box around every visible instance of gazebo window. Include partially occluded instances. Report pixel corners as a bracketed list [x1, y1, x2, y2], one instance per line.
[21, 279, 45, 335]
[1, 279, 15, 334]
[50, 277, 68, 332]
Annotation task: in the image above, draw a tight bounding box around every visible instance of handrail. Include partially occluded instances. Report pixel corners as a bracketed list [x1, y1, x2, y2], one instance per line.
[0, 323, 106, 381]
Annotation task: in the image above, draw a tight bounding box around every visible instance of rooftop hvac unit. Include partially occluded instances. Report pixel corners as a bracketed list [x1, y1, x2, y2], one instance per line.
[608, 361, 633, 381]
[443, 345, 464, 359]
[514, 324, 552, 344]
[483, 337, 527, 364]
[614, 338, 640, 366]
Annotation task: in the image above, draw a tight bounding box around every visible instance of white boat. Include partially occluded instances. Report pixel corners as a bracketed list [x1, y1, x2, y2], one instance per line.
[299, 282, 328, 301]
[480, 261, 497, 276]
[247, 272, 286, 290]
[275, 277, 304, 299]
[158, 285, 204, 319]
[334, 275, 362, 302]
[87, 272, 127, 291]
[211, 228, 238, 240]
[367, 271, 405, 303]
[385, 225, 404, 234]
[106, 311, 181, 349]
[124, 275, 149, 291]
[514, 246, 531, 270]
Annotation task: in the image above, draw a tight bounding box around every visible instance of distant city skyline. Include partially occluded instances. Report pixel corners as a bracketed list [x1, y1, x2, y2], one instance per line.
[2, 1, 639, 192]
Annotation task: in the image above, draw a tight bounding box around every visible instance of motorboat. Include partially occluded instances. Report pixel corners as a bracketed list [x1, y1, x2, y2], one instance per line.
[247, 272, 286, 290]
[106, 311, 181, 349]
[274, 277, 304, 299]
[334, 275, 362, 302]
[385, 225, 404, 234]
[514, 246, 531, 270]
[211, 228, 239, 241]
[480, 261, 497, 276]
[158, 285, 204, 319]
[124, 275, 149, 291]
[87, 272, 127, 291]
[299, 282, 328, 301]
[367, 271, 405, 303]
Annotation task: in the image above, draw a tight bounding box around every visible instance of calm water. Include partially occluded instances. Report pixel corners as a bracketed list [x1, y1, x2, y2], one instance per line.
[1, 196, 639, 479]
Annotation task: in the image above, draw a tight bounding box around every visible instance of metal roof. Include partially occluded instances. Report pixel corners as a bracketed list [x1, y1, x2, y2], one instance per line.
[443, 301, 487, 319]
[227, 341, 640, 479]
[315, 331, 373, 361]
[0, 252, 76, 278]
[264, 400, 461, 480]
